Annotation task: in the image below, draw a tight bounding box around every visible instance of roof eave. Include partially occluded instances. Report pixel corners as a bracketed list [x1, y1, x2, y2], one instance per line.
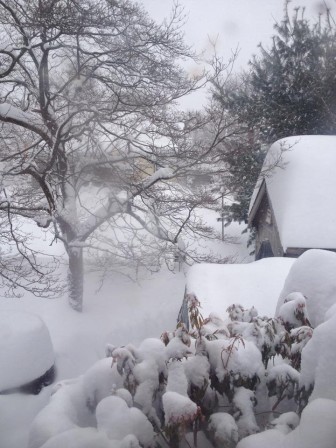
[248, 179, 266, 227]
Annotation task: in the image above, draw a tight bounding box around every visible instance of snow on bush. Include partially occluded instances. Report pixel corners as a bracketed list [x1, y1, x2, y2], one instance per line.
[37, 427, 126, 448]
[299, 311, 336, 404]
[232, 387, 259, 438]
[267, 411, 300, 434]
[29, 359, 123, 448]
[96, 395, 155, 447]
[29, 282, 336, 448]
[208, 412, 238, 447]
[276, 249, 336, 327]
[277, 292, 311, 330]
[0, 311, 54, 392]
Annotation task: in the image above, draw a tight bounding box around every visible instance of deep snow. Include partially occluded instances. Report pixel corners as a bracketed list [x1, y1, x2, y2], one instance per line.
[0, 214, 252, 448]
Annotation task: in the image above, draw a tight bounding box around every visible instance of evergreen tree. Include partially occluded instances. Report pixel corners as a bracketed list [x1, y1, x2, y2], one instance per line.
[224, 5, 336, 143]
[211, 4, 336, 223]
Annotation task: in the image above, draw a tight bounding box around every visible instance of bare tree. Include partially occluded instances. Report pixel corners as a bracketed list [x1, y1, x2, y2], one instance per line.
[0, 0, 239, 310]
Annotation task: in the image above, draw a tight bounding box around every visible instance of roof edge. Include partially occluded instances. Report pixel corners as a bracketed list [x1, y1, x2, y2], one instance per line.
[248, 178, 266, 227]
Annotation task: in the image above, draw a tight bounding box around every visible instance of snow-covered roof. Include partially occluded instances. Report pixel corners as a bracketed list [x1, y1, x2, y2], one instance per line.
[186, 258, 294, 318]
[249, 135, 336, 251]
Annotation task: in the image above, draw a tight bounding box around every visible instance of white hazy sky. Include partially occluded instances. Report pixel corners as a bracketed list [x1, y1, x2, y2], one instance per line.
[139, 0, 335, 108]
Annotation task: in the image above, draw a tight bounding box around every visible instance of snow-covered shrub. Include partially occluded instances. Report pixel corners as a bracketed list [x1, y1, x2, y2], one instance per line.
[267, 411, 300, 434]
[208, 412, 238, 447]
[232, 387, 259, 438]
[227, 304, 258, 323]
[276, 249, 336, 328]
[96, 395, 155, 447]
[266, 364, 300, 409]
[297, 309, 336, 410]
[277, 292, 311, 331]
[30, 295, 316, 448]
[29, 359, 123, 448]
[237, 399, 336, 448]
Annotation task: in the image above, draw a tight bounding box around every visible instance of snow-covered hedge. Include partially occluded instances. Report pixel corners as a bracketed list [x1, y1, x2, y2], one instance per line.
[29, 290, 317, 448]
[27, 250, 336, 447]
[276, 249, 336, 327]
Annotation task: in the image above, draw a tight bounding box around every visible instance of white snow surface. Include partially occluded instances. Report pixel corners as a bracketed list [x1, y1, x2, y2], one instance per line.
[28, 359, 123, 448]
[0, 268, 185, 448]
[206, 338, 264, 381]
[208, 412, 238, 444]
[38, 428, 118, 448]
[300, 311, 336, 401]
[276, 249, 336, 327]
[269, 412, 300, 434]
[96, 395, 154, 447]
[237, 428, 286, 448]
[250, 135, 336, 250]
[187, 257, 294, 318]
[162, 391, 198, 425]
[166, 360, 189, 396]
[0, 207, 253, 448]
[238, 398, 336, 448]
[277, 292, 310, 328]
[0, 312, 54, 391]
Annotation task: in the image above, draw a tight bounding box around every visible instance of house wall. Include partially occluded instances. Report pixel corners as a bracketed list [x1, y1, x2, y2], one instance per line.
[254, 193, 284, 259]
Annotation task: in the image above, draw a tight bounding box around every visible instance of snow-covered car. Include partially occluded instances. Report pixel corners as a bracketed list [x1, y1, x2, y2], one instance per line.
[0, 311, 55, 394]
[178, 257, 295, 328]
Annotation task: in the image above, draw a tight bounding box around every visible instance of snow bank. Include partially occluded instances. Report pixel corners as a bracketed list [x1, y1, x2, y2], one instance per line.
[38, 428, 115, 448]
[237, 428, 285, 448]
[29, 359, 123, 448]
[276, 249, 336, 327]
[300, 312, 336, 401]
[272, 399, 336, 448]
[187, 258, 294, 319]
[0, 312, 54, 391]
[238, 399, 336, 448]
[96, 396, 154, 447]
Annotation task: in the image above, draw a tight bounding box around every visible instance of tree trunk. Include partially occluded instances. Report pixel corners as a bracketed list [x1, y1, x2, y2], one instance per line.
[67, 247, 84, 312]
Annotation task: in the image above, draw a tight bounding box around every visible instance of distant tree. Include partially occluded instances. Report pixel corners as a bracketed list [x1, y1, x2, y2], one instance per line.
[222, 4, 336, 143]
[211, 4, 336, 223]
[0, 0, 237, 310]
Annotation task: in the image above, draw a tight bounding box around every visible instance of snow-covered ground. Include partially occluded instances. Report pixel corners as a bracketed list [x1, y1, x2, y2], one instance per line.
[8, 203, 336, 448]
[0, 214, 252, 448]
[0, 267, 186, 448]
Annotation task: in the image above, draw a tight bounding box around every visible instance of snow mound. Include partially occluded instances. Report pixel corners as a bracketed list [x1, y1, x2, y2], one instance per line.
[0, 311, 54, 391]
[300, 312, 336, 401]
[276, 249, 336, 327]
[29, 359, 123, 448]
[38, 428, 116, 448]
[208, 412, 238, 445]
[96, 396, 154, 447]
[238, 398, 336, 448]
[269, 412, 300, 434]
[162, 391, 198, 425]
[237, 428, 285, 448]
[186, 258, 294, 319]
